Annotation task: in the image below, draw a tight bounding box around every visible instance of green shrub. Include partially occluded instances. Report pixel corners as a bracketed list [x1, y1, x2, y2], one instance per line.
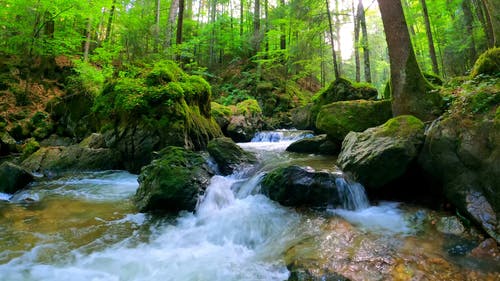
[22, 138, 40, 158]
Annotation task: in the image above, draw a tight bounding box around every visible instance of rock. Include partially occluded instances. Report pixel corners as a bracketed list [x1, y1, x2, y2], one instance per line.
[0, 162, 34, 194]
[337, 115, 425, 190]
[315, 78, 378, 105]
[226, 99, 264, 142]
[261, 165, 351, 208]
[470, 238, 500, 259]
[286, 134, 339, 155]
[79, 133, 106, 149]
[21, 144, 121, 174]
[316, 100, 392, 143]
[419, 85, 500, 242]
[207, 137, 256, 175]
[0, 131, 17, 155]
[211, 102, 232, 133]
[39, 134, 74, 147]
[134, 146, 212, 213]
[290, 104, 314, 130]
[470, 47, 500, 78]
[436, 216, 466, 235]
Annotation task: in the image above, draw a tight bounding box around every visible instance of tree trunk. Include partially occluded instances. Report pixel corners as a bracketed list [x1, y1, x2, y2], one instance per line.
[353, 0, 361, 82]
[462, 0, 477, 67]
[280, 0, 286, 50]
[209, 0, 217, 66]
[253, 0, 261, 53]
[473, 0, 494, 48]
[165, 0, 180, 49]
[105, 0, 116, 41]
[420, 0, 439, 75]
[482, 0, 499, 47]
[265, 0, 269, 56]
[377, 0, 441, 121]
[358, 0, 371, 82]
[83, 18, 92, 61]
[176, 0, 185, 45]
[154, 0, 161, 53]
[335, 0, 342, 74]
[325, 0, 340, 79]
[240, 0, 244, 37]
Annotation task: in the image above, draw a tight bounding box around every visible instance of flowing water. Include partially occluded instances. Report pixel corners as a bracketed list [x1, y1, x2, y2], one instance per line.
[0, 131, 499, 281]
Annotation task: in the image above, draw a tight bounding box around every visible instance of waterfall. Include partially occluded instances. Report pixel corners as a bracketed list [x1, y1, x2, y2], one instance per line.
[335, 177, 370, 210]
[251, 130, 314, 142]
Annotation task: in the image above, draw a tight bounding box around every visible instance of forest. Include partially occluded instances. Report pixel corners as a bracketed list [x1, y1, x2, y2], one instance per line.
[0, 0, 499, 280]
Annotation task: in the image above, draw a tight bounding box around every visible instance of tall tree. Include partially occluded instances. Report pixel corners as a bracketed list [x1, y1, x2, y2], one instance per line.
[462, 0, 477, 67]
[177, 0, 185, 45]
[165, 0, 180, 49]
[154, 0, 161, 53]
[325, 0, 340, 79]
[377, 0, 442, 121]
[420, 0, 439, 74]
[482, 0, 499, 46]
[358, 0, 371, 82]
[353, 0, 361, 82]
[105, 0, 116, 41]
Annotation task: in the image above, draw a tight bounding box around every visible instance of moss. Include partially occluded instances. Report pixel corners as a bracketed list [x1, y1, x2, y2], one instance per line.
[22, 138, 40, 158]
[211, 102, 232, 118]
[316, 100, 392, 142]
[469, 91, 500, 114]
[145, 60, 185, 86]
[470, 47, 500, 78]
[382, 81, 391, 100]
[375, 115, 424, 138]
[234, 99, 262, 116]
[423, 72, 443, 86]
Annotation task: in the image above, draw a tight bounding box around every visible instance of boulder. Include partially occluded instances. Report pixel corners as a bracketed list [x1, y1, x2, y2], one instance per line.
[207, 137, 256, 175]
[0, 162, 34, 194]
[21, 136, 121, 174]
[286, 134, 338, 155]
[316, 100, 392, 143]
[0, 131, 17, 155]
[261, 165, 365, 208]
[211, 102, 232, 133]
[226, 99, 264, 142]
[419, 85, 500, 242]
[337, 115, 425, 189]
[290, 104, 314, 130]
[315, 78, 378, 105]
[470, 47, 500, 78]
[134, 146, 213, 213]
[436, 216, 466, 235]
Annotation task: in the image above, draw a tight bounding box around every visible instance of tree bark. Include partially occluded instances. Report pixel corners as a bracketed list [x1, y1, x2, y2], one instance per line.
[353, 0, 360, 82]
[154, 0, 161, 53]
[377, 0, 441, 121]
[240, 0, 244, 37]
[253, 0, 261, 53]
[325, 0, 340, 79]
[358, 0, 371, 82]
[280, 0, 286, 50]
[473, 0, 494, 48]
[482, 0, 499, 47]
[105, 0, 116, 41]
[83, 18, 92, 61]
[176, 0, 185, 45]
[165, 0, 180, 49]
[462, 0, 477, 67]
[335, 0, 342, 74]
[420, 0, 439, 75]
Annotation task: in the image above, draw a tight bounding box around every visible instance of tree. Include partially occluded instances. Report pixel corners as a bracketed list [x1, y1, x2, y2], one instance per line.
[420, 0, 439, 74]
[325, 0, 340, 79]
[482, 0, 499, 47]
[377, 0, 442, 121]
[358, 0, 371, 82]
[353, 0, 361, 82]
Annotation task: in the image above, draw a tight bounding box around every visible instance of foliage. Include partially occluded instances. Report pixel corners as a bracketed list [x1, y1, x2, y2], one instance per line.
[22, 138, 40, 159]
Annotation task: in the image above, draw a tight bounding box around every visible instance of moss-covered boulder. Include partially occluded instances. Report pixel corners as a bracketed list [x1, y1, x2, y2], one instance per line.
[0, 131, 17, 155]
[261, 165, 344, 207]
[211, 102, 232, 133]
[315, 78, 378, 105]
[134, 146, 213, 213]
[207, 137, 256, 175]
[226, 99, 264, 142]
[337, 115, 425, 190]
[316, 100, 392, 143]
[470, 47, 500, 78]
[419, 78, 500, 242]
[0, 162, 34, 194]
[290, 104, 314, 130]
[21, 135, 121, 174]
[286, 134, 338, 155]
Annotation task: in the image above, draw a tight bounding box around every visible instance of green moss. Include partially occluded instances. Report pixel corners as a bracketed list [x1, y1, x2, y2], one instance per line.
[382, 81, 391, 100]
[234, 99, 262, 116]
[423, 72, 443, 86]
[145, 60, 185, 86]
[316, 100, 392, 142]
[211, 102, 232, 118]
[375, 115, 424, 138]
[470, 47, 500, 78]
[22, 138, 40, 158]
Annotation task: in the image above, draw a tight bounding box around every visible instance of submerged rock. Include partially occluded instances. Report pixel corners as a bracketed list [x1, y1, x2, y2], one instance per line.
[207, 137, 256, 175]
[316, 100, 392, 144]
[0, 162, 34, 193]
[134, 146, 213, 213]
[436, 216, 466, 235]
[337, 115, 425, 189]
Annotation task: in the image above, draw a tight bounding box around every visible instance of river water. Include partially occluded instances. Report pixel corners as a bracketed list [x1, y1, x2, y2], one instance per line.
[0, 131, 498, 280]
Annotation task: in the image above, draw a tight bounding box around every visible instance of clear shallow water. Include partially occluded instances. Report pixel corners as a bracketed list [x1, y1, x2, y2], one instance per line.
[0, 131, 498, 280]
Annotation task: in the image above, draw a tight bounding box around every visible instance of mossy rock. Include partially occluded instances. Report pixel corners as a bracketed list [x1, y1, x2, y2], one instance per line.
[0, 162, 34, 194]
[470, 47, 500, 78]
[233, 99, 262, 116]
[0, 131, 17, 155]
[21, 138, 40, 159]
[286, 134, 338, 155]
[314, 78, 378, 106]
[207, 137, 257, 175]
[337, 115, 425, 189]
[134, 146, 212, 213]
[315, 100, 392, 143]
[211, 102, 232, 131]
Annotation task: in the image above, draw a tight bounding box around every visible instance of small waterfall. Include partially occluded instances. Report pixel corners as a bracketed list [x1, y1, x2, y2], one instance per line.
[251, 130, 314, 142]
[335, 177, 370, 210]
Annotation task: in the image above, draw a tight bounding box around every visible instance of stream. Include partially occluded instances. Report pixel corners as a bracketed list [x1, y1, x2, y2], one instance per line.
[0, 130, 499, 280]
